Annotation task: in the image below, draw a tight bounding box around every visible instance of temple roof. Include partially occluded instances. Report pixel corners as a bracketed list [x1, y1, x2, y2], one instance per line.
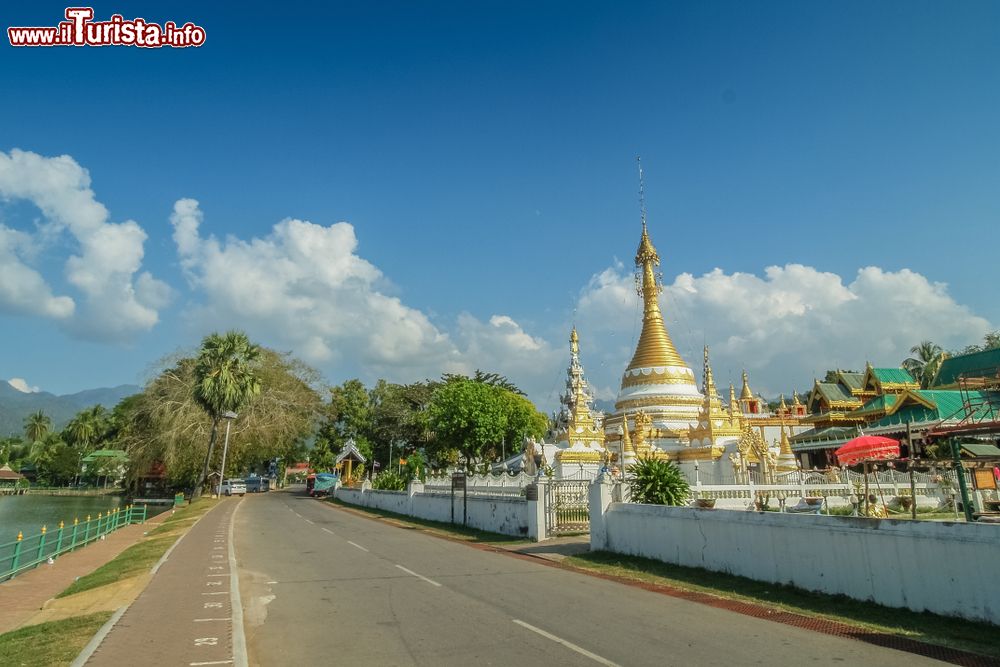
[933, 348, 1000, 388]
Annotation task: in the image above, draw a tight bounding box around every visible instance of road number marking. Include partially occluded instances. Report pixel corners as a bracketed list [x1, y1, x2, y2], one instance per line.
[395, 564, 441, 587]
[204, 602, 224, 608]
[193, 636, 218, 646]
[512, 619, 620, 667]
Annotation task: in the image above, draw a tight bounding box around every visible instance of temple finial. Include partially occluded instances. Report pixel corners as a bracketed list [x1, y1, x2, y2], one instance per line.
[570, 326, 579, 357]
[638, 155, 647, 232]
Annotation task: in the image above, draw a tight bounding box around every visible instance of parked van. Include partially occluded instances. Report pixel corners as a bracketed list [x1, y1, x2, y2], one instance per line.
[221, 479, 246, 496]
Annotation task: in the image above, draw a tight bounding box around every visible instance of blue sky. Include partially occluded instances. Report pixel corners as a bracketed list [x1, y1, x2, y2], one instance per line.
[1, 1, 997, 407]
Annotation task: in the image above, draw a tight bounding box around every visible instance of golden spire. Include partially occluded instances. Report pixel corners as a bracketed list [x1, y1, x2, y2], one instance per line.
[792, 390, 802, 406]
[702, 345, 718, 397]
[740, 369, 753, 400]
[779, 394, 788, 411]
[625, 160, 687, 371]
[570, 326, 579, 357]
[776, 425, 798, 472]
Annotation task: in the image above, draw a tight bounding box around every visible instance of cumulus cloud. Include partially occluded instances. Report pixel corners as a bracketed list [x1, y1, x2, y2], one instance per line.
[7, 378, 40, 393]
[0, 149, 171, 339]
[574, 263, 992, 398]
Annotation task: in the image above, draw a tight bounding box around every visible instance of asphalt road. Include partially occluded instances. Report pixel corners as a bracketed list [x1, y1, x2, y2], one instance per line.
[234, 490, 946, 667]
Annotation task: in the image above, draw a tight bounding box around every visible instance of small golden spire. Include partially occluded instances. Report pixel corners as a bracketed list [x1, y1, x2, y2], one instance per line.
[740, 370, 753, 400]
[792, 390, 802, 406]
[729, 383, 739, 414]
[779, 394, 788, 411]
[570, 326, 579, 357]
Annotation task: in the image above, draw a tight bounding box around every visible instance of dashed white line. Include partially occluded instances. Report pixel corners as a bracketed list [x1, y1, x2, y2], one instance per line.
[395, 564, 441, 587]
[304, 518, 314, 524]
[193, 618, 231, 622]
[511, 619, 620, 667]
[321, 527, 336, 535]
[201, 591, 228, 596]
[189, 661, 233, 666]
[347, 541, 369, 552]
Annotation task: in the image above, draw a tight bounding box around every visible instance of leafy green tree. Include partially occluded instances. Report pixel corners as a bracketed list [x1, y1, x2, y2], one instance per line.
[191, 331, 263, 497]
[427, 378, 546, 470]
[29, 434, 78, 486]
[24, 410, 51, 443]
[902, 341, 945, 389]
[626, 457, 690, 505]
[315, 379, 375, 464]
[63, 405, 109, 453]
[122, 344, 318, 493]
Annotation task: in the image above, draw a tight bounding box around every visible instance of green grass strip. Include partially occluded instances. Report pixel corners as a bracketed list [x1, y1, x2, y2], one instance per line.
[325, 497, 530, 545]
[565, 551, 1000, 659]
[0, 611, 112, 667]
[56, 497, 217, 598]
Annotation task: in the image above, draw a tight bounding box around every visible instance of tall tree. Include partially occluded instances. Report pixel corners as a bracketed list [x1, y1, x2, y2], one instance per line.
[427, 379, 546, 470]
[191, 331, 263, 497]
[902, 341, 945, 389]
[64, 405, 109, 454]
[24, 410, 51, 443]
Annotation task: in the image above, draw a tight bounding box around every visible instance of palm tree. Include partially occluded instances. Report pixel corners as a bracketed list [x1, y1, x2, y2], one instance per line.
[24, 410, 52, 443]
[903, 341, 945, 389]
[64, 405, 108, 452]
[191, 331, 262, 498]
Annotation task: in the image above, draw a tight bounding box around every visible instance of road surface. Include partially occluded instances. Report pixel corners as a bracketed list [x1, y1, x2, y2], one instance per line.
[234, 490, 946, 667]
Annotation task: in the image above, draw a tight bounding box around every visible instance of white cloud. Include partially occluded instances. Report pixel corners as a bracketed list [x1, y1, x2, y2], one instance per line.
[574, 263, 992, 398]
[7, 378, 39, 393]
[0, 149, 171, 340]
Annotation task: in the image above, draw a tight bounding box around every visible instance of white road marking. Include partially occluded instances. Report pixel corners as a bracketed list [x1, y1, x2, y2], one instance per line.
[204, 602, 224, 608]
[206, 581, 222, 586]
[190, 661, 233, 666]
[194, 618, 230, 622]
[229, 496, 249, 667]
[347, 541, 369, 552]
[304, 518, 314, 524]
[202, 592, 228, 596]
[194, 637, 219, 646]
[395, 564, 441, 587]
[322, 527, 336, 535]
[207, 574, 229, 577]
[511, 620, 621, 667]
[266, 581, 278, 584]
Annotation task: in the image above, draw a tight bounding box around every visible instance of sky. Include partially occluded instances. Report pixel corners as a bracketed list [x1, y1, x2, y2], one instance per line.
[1, 1, 997, 409]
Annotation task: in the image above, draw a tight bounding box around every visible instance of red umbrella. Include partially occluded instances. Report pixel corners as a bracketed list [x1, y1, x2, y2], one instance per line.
[835, 435, 900, 467]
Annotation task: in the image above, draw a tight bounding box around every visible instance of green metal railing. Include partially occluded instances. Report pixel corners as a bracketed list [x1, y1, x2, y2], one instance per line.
[0, 504, 148, 582]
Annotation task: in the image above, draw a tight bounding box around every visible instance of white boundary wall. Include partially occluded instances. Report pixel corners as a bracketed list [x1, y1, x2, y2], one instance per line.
[589, 479, 1000, 625]
[335, 482, 531, 538]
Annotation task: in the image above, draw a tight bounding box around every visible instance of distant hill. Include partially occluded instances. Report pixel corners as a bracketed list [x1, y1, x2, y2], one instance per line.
[0, 382, 140, 438]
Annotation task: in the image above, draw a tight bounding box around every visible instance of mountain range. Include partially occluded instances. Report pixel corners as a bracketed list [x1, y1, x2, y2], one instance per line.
[0, 382, 140, 438]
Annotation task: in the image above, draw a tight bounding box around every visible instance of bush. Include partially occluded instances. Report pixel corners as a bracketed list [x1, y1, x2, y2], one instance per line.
[626, 456, 690, 505]
[372, 470, 406, 491]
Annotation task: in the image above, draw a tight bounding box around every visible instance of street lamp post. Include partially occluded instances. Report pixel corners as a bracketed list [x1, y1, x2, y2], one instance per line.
[216, 411, 238, 497]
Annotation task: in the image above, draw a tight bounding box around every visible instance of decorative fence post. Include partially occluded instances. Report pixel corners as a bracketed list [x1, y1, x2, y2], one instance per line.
[11, 532, 23, 573]
[55, 521, 65, 555]
[36, 526, 47, 563]
[84, 515, 92, 544]
[70, 518, 79, 551]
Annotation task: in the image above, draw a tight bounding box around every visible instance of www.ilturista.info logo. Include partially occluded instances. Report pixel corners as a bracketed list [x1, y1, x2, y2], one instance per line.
[8, 7, 206, 48]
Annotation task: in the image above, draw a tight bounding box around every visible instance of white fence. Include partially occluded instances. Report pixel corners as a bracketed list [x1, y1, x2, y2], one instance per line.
[335, 480, 531, 538]
[423, 472, 532, 499]
[589, 478, 1000, 625]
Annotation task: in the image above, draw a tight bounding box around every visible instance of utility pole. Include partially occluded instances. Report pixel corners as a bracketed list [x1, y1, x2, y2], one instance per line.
[950, 437, 975, 522]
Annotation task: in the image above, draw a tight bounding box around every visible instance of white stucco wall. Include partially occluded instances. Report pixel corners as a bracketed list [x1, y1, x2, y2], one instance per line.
[334, 487, 530, 538]
[595, 502, 1000, 625]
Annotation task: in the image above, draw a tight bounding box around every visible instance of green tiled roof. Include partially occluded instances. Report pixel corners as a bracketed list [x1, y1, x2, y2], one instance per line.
[82, 449, 128, 463]
[933, 348, 1000, 387]
[816, 382, 859, 404]
[871, 367, 917, 385]
[848, 394, 898, 417]
[867, 389, 1000, 428]
[960, 443, 1000, 457]
[837, 371, 865, 391]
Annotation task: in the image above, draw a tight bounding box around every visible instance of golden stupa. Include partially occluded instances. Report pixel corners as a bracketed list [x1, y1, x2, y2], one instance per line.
[604, 215, 704, 452]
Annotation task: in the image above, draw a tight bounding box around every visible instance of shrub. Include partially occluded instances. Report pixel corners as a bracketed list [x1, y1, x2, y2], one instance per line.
[626, 456, 690, 505]
[372, 470, 406, 491]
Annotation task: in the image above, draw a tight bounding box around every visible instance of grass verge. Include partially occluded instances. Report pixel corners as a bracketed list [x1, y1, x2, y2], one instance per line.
[565, 551, 1000, 660]
[0, 611, 111, 667]
[325, 497, 529, 545]
[57, 497, 217, 598]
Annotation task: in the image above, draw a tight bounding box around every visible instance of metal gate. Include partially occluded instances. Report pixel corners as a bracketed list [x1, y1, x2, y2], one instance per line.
[545, 480, 590, 535]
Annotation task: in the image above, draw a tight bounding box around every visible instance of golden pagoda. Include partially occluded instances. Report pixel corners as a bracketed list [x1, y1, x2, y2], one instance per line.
[604, 178, 704, 453]
[553, 327, 605, 466]
[688, 346, 743, 449]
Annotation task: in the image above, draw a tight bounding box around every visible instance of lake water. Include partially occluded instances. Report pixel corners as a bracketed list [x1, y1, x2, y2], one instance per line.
[0, 495, 126, 545]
